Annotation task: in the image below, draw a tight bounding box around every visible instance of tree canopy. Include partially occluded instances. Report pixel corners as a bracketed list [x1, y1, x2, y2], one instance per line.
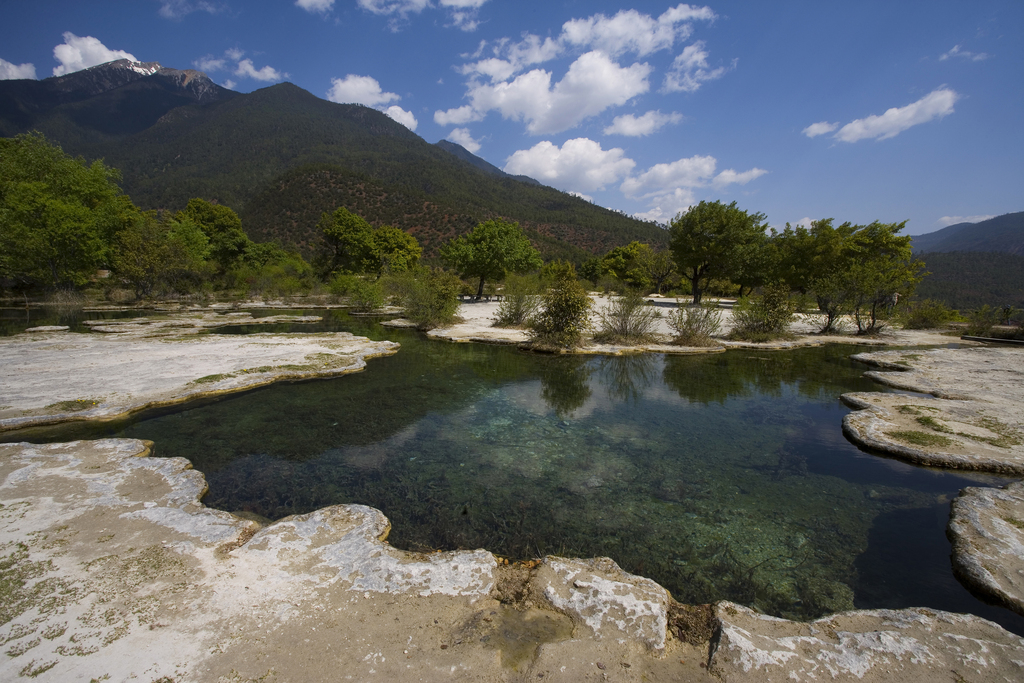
[0, 132, 137, 290]
[440, 219, 543, 298]
[668, 200, 767, 304]
[175, 198, 251, 271]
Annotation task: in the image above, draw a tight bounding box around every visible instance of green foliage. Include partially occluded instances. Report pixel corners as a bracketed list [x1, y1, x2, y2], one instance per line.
[493, 273, 543, 328]
[593, 290, 661, 344]
[313, 206, 376, 277]
[112, 212, 213, 298]
[231, 249, 313, 298]
[0, 132, 136, 290]
[370, 224, 421, 275]
[729, 283, 796, 341]
[846, 222, 925, 334]
[176, 198, 251, 271]
[440, 219, 543, 298]
[668, 200, 767, 304]
[898, 299, 960, 329]
[402, 268, 462, 330]
[530, 263, 592, 349]
[668, 300, 723, 346]
[964, 305, 999, 337]
[912, 251, 1024, 311]
[349, 278, 385, 312]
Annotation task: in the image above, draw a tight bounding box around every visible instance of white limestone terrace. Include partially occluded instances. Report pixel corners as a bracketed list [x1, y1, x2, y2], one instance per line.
[2, 438, 1022, 682]
[841, 347, 1024, 475]
[0, 312, 399, 432]
[385, 295, 965, 354]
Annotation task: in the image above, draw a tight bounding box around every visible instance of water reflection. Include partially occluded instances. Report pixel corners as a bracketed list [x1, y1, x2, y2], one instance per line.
[3, 312, 1021, 632]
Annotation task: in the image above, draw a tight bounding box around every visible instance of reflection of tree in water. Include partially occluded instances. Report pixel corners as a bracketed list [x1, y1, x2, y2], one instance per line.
[600, 354, 657, 403]
[663, 345, 883, 405]
[539, 356, 592, 417]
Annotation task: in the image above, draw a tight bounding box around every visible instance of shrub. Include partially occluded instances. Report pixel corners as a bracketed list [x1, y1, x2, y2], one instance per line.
[493, 273, 542, 328]
[593, 289, 660, 344]
[898, 299, 959, 329]
[729, 283, 796, 341]
[530, 263, 592, 349]
[349, 279, 385, 312]
[327, 273, 360, 300]
[668, 300, 722, 346]
[404, 268, 461, 330]
[964, 305, 999, 337]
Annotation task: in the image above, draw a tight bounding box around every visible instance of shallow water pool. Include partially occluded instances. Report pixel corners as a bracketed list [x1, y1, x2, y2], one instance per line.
[5, 309, 1021, 632]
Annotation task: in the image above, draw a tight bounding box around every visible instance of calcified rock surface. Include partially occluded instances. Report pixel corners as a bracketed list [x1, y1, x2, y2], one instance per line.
[948, 481, 1024, 617]
[709, 601, 1024, 682]
[0, 314, 398, 432]
[3, 439, 1023, 682]
[842, 347, 1024, 474]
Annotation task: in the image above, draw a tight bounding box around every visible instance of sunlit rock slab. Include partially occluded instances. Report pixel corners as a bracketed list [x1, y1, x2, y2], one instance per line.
[710, 601, 1024, 682]
[0, 324, 399, 431]
[842, 347, 1024, 474]
[949, 481, 1024, 616]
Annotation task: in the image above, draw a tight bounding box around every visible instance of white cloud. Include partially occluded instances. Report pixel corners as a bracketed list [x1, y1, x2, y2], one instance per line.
[235, 59, 287, 82]
[712, 167, 767, 188]
[568, 191, 594, 202]
[662, 41, 734, 92]
[225, 47, 245, 61]
[792, 217, 814, 229]
[939, 45, 989, 62]
[832, 88, 959, 142]
[802, 121, 838, 138]
[384, 105, 418, 130]
[0, 58, 36, 80]
[447, 127, 481, 153]
[295, 0, 335, 13]
[440, 0, 488, 31]
[193, 55, 227, 72]
[222, 79, 237, 90]
[434, 105, 480, 126]
[561, 5, 715, 57]
[357, 0, 430, 16]
[52, 33, 137, 76]
[326, 74, 400, 106]
[465, 51, 651, 134]
[158, 1, 224, 20]
[604, 110, 681, 136]
[504, 138, 635, 193]
[936, 214, 996, 227]
[620, 154, 766, 220]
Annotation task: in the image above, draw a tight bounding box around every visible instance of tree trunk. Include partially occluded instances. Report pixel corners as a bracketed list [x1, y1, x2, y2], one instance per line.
[476, 275, 485, 300]
[691, 275, 702, 305]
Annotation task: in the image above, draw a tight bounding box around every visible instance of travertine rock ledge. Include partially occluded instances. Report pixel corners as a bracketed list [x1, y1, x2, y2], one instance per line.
[948, 481, 1024, 617]
[0, 321, 399, 432]
[2, 439, 1022, 682]
[841, 347, 1024, 474]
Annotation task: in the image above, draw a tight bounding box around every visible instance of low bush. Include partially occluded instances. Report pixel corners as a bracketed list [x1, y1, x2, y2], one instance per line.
[530, 263, 592, 349]
[404, 268, 462, 330]
[898, 299, 959, 329]
[593, 290, 660, 344]
[729, 283, 796, 342]
[349, 279, 385, 312]
[668, 300, 722, 346]
[964, 305, 999, 337]
[493, 274, 542, 328]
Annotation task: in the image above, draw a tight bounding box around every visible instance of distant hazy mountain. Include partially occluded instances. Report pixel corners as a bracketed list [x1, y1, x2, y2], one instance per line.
[911, 212, 1024, 255]
[1, 60, 666, 260]
[434, 139, 539, 186]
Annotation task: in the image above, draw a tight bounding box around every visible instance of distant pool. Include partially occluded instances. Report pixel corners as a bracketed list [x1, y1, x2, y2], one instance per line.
[6, 309, 1021, 633]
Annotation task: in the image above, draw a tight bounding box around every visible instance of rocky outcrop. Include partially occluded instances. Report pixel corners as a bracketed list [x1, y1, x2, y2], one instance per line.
[948, 481, 1024, 616]
[710, 601, 1024, 682]
[842, 347, 1024, 474]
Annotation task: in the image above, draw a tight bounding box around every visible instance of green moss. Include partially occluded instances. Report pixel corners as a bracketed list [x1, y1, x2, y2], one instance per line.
[916, 415, 953, 433]
[45, 399, 99, 412]
[1003, 517, 1024, 531]
[189, 373, 235, 385]
[888, 430, 953, 448]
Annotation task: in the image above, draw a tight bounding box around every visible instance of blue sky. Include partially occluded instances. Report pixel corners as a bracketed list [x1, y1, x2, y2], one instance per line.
[1, 1, 1021, 235]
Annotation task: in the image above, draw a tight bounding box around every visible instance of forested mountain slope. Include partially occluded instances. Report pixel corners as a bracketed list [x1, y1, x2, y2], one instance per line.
[911, 213, 1023, 255]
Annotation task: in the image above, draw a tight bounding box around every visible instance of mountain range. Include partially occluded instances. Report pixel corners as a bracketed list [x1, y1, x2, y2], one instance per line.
[911, 212, 1023, 256]
[0, 59, 667, 260]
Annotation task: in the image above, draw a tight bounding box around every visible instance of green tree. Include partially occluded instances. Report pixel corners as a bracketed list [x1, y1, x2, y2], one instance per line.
[668, 200, 767, 304]
[312, 207, 376, 277]
[112, 213, 211, 298]
[175, 198, 251, 271]
[440, 219, 542, 299]
[0, 132, 136, 290]
[370, 225, 421, 275]
[846, 221, 925, 333]
[531, 262, 592, 348]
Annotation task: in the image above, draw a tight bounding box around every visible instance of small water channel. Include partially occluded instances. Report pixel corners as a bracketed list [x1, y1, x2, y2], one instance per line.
[3, 308, 1021, 633]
